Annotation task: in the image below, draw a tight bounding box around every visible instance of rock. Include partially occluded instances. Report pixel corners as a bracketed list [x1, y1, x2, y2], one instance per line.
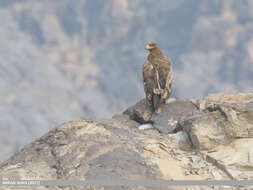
[206, 93, 253, 104]
[151, 100, 198, 133]
[124, 99, 198, 133]
[206, 138, 253, 179]
[124, 92, 253, 182]
[181, 100, 253, 150]
[138, 124, 153, 130]
[123, 99, 153, 124]
[0, 119, 164, 188]
[167, 131, 192, 151]
[1, 93, 253, 190]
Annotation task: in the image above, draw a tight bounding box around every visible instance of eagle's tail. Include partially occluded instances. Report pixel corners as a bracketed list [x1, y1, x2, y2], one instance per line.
[152, 93, 161, 113]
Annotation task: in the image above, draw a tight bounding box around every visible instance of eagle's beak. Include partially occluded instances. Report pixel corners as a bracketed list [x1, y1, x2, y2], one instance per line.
[145, 44, 152, 50]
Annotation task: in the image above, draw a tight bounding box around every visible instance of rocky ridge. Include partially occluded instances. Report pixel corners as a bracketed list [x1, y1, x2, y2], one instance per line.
[0, 93, 253, 190]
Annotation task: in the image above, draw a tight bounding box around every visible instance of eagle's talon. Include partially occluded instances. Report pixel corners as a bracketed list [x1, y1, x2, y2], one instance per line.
[155, 107, 162, 114]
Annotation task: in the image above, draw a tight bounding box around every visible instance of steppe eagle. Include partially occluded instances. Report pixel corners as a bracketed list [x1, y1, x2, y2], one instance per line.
[142, 42, 173, 113]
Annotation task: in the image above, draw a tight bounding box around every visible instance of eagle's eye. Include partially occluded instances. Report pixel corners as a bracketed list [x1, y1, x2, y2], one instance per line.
[146, 42, 156, 50]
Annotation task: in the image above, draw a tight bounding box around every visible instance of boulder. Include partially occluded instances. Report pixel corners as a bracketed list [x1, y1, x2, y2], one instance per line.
[124, 99, 198, 133]
[1, 93, 253, 190]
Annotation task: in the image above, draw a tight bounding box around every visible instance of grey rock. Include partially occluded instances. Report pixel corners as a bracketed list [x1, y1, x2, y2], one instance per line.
[123, 99, 153, 124]
[151, 100, 197, 133]
[1, 93, 253, 190]
[138, 124, 153, 130]
[181, 100, 253, 150]
[168, 131, 192, 151]
[124, 99, 198, 133]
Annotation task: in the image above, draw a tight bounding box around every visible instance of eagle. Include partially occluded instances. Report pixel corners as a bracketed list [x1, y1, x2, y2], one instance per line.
[142, 42, 173, 113]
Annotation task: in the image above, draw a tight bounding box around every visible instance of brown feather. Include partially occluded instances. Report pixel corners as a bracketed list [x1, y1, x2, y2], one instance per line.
[143, 43, 173, 113]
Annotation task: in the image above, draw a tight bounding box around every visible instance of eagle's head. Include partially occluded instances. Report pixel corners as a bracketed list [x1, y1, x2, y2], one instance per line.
[145, 42, 159, 51]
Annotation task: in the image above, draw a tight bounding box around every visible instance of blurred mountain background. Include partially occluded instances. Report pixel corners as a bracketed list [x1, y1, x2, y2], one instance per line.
[0, 0, 253, 162]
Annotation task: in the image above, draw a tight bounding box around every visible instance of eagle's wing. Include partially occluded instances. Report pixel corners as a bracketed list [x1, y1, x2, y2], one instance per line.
[142, 59, 154, 106]
[143, 59, 161, 111]
[157, 56, 172, 101]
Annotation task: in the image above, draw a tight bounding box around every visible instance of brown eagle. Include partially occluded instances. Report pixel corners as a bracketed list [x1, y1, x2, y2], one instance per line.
[142, 42, 173, 113]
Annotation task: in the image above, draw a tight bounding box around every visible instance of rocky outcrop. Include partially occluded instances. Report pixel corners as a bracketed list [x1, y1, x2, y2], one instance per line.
[125, 93, 253, 181]
[0, 93, 253, 190]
